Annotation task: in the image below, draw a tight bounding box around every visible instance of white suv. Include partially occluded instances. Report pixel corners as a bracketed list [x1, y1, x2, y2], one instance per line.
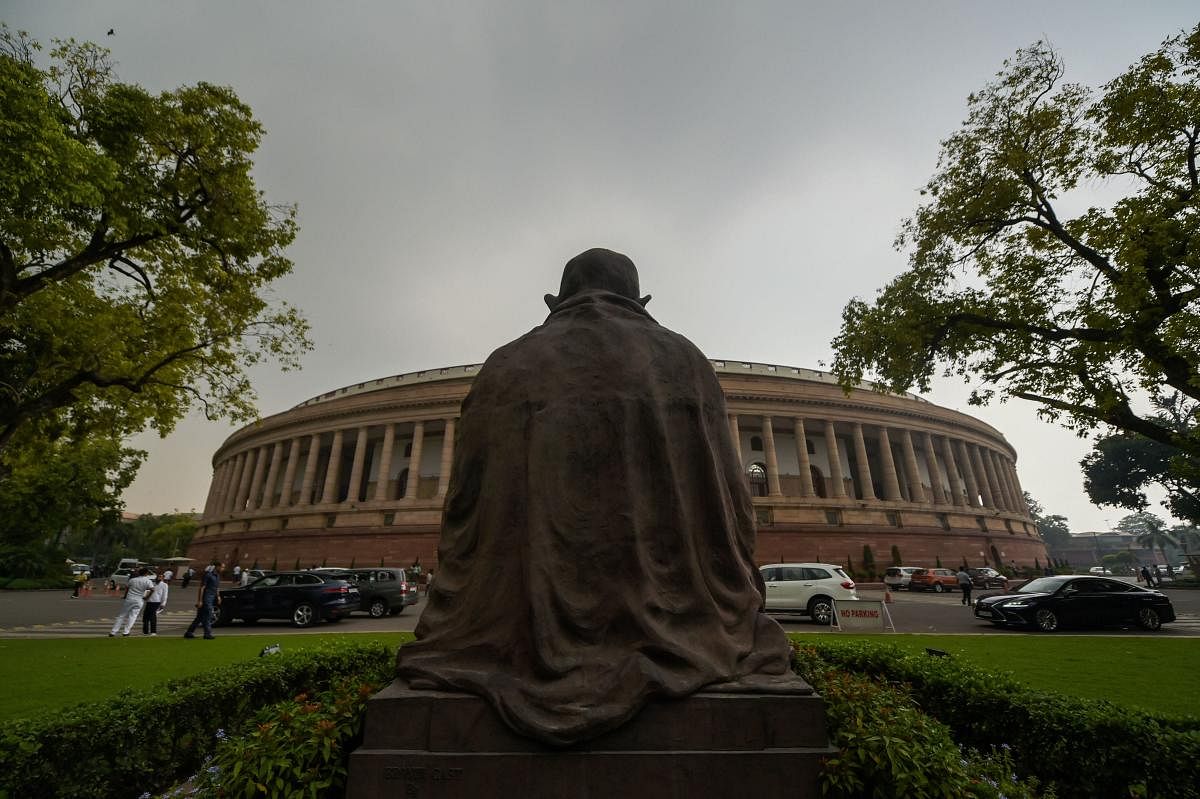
[884, 566, 922, 590]
[760, 563, 858, 625]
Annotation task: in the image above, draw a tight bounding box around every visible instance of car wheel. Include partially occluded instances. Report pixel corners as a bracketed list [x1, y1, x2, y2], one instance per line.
[808, 596, 834, 626]
[1136, 607, 1162, 631]
[933, 583, 945, 593]
[213, 605, 230, 627]
[1035, 609, 1058, 632]
[368, 599, 388, 618]
[292, 602, 317, 628]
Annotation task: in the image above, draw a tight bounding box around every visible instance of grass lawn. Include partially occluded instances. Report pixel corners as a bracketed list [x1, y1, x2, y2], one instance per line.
[792, 633, 1200, 720]
[0, 632, 412, 722]
[1, 632, 1196, 723]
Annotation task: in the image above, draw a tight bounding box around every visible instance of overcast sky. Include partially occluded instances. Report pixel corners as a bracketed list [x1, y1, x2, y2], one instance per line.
[8, 2, 1197, 533]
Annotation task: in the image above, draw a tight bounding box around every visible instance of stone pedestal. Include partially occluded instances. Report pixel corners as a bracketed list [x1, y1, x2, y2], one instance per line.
[347, 680, 832, 798]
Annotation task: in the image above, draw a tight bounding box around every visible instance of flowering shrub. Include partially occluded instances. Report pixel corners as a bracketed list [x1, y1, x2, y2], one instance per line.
[796, 646, 1050, 799]
[190, 678, 381, 798]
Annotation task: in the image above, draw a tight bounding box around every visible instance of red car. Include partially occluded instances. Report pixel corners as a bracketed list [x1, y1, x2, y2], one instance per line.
[908, 568, 960, 593]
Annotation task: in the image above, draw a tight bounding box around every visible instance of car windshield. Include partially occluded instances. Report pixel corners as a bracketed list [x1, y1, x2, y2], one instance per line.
[1016, 576, 1071, 594]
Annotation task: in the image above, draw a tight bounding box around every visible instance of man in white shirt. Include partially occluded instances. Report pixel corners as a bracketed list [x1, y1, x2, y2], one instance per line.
[109, 568, 156, 637]
[142, 573, 170, 636]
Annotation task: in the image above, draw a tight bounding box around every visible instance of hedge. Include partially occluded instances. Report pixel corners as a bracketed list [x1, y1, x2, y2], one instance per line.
[0, 641, 394, 799]
[798, 640, 1200, 799]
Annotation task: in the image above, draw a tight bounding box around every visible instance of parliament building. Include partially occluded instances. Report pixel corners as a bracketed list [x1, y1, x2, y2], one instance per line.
[189, 361, 1049, 573]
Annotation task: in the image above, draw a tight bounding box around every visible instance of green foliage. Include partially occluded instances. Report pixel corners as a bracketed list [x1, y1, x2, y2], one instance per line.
[831, 24, 1200, 469]
[0, 640, 393, 799]
[795, 645, 1048, 799]
[935, 554, 943, 568]
[0, 26, 310, 546]
[1026, 493, 1071, 549]
[1083, 410, 1200, 524]
[861, 545, 876, 579]
[890, 544, 902, 566]
[193, 677, 380, 798]
[800, 640, 1200, 799]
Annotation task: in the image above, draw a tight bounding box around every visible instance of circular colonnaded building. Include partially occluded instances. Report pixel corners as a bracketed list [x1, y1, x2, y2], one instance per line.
[190, 361, 1049, 574]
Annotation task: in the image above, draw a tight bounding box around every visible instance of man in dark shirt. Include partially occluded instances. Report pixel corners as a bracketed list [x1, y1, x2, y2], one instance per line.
[184, 560, 224, 639]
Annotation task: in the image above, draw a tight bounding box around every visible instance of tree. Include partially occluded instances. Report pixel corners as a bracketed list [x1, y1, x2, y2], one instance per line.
[831, 26, 1200, 464]
[1116, 511, 1179, 568]
[1025, 492, 1071, 549]
[0, 28, 309, 541]
[1082, 393, 1200, 523]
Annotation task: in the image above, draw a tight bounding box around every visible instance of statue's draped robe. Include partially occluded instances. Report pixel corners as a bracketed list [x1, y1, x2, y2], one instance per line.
[397, 289, 799, 746]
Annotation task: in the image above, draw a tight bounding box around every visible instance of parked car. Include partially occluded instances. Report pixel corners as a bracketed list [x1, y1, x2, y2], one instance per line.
[106, 568, 133, 590]
[214, 571, 360, 628]
[883, 566, 922, 591]
[908, 567, 959, 593]
[1088, 566, 1112, 575]
[759, 563, 857, 625]
[317, 568, 420, 617]
[974, 575, 1176, 632]
[968, 567, 1009, 589]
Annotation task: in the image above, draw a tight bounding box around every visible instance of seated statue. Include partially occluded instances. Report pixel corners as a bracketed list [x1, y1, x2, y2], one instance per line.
[397, 248, 806, 747]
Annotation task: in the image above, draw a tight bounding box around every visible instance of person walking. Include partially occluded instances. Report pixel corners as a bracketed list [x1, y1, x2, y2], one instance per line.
[181, 566, 194, 589]
[956, 566, 973, 606]
[184, 560, 224, 640]
[143, 572, 169, 636]
[1141, 565, 1155, 587]
[109, 568, 155, 637]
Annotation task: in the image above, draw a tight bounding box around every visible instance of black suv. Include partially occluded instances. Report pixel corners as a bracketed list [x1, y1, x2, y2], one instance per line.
[317, 568, 420, 617]
[215, 571, 359, 627]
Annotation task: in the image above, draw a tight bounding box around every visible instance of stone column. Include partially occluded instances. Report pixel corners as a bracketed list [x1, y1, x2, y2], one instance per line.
[1007, 459, 1029, 514]
[298, 434, 321, 506]
[922, 432, 946, 505]
[901, 431, 927, 503]
[232, 450, 256, 512]
[851, 423, 876, 500]
[260, 442, 285, 509]
[728, 414, 742, 466]
[982, 449, 1007, 510]
[320, 429, 345, 505]
[404, 421, 425, 502]
[876, 427, 903, 501]
[990, 450, 1015, 511]
[374, 424, 396, 501]
[346, 426, 369, 504]
[278, 438, 300, 507]
[437, 418, 457, 498]
[202, 466, 219, 517]
[204, 463, 224, 517]
[955, 440, 981, 508]
[823, 421, 847, 498]
[246, 445, 269, 511]
[1004, 457, 1025, 512]
[939, 436, 966, 506]
[968, 444, 995, 508]
[793, 418, 815, 497]
[219, 456, 241, 513]
[762, 416, 783, 496]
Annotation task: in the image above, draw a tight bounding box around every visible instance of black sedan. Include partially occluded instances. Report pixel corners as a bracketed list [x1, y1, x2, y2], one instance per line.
[974, 575, 1175, 632]
[215, 571, 360, 627]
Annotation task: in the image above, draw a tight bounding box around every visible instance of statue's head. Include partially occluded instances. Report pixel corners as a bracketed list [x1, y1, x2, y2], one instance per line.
[544, 248, 651, 310]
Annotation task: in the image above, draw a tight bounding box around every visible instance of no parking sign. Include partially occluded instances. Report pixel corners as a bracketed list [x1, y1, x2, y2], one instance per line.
[831, 600, 895, 632]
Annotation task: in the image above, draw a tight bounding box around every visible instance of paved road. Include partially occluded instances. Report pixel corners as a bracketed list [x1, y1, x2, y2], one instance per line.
[2, 580, 1198, 638]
